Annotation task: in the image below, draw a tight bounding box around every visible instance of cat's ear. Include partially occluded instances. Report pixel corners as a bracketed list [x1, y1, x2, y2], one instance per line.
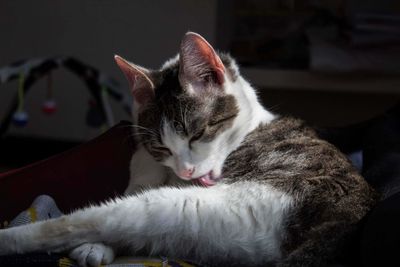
[114, 55, 154, 111]
[179, 32, 225, 91]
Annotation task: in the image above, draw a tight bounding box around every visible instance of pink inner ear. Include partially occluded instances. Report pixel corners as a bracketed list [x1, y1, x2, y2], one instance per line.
[181, 33, 226, 85]
[114, 55, 154, 106]
[193, 36, 225, 74]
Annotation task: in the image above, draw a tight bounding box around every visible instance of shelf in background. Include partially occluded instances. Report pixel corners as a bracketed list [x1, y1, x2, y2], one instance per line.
[241, 68, 400, 94]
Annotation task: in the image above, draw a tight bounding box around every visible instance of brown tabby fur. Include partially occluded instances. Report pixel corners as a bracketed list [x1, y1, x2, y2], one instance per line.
[223, 116, 378, 266]
[134, 50, 378, 266]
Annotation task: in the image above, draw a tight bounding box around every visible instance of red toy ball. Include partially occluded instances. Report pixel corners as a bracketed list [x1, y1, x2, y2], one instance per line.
[42, 100, 57, 115]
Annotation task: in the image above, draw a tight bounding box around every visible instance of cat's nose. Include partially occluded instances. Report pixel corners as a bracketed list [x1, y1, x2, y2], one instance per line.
[179, 167, 195, 178]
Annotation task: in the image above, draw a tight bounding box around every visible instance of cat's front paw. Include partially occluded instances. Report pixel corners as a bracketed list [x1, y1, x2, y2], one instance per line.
[69, 243, 115, 267]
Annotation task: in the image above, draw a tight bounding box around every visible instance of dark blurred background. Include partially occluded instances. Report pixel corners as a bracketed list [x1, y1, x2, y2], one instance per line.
[0, 0, 399, 170]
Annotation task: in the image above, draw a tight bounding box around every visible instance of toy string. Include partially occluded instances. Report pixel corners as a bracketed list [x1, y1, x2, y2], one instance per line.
[17, 73, 25, 112]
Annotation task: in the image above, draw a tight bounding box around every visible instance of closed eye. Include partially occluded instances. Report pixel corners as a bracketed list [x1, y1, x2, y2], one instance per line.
[208, 114, 236, 127]
[189, 128, 205, 144]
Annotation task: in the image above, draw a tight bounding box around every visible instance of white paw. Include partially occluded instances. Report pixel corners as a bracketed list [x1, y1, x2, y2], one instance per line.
[69, 243, 115, 267]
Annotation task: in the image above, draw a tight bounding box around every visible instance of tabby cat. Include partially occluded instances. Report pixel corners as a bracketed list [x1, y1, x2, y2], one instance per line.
[0, 32, 377, 267]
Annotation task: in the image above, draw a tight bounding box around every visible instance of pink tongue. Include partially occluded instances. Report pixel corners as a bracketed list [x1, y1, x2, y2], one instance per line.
[198, 174, 217, 187]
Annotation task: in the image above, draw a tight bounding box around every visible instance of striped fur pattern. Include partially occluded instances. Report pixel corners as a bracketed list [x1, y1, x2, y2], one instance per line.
[0, 32, 378, 267]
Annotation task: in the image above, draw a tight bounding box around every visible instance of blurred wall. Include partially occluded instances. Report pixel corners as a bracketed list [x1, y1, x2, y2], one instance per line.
[0, 0, 217, 141]
[0, 0, 399, 142]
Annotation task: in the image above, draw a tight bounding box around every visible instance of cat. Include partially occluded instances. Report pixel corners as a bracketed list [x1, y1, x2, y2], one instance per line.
[0, 32, 378, 267]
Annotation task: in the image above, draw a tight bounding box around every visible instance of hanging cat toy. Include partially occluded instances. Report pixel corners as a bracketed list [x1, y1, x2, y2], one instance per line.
[0, 57, 132, 137]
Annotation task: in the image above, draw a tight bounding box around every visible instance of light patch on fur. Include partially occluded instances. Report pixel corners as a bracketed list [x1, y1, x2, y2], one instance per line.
[161, 54, 179, 70]
[132, 182, 294, 265]
[225, 76, 275, 129]
[161, 120, 194, 178]
[226, 56, 240, 76]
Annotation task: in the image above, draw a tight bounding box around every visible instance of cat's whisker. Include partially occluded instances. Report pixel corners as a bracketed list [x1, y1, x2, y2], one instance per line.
[130, 130, 156, 137]
[117, 124, 150, 131]
[267, 103, 283, 113]
[129, 125, 158, 138]
[129, 124, 155, 132]
[129, 133, 156, 139]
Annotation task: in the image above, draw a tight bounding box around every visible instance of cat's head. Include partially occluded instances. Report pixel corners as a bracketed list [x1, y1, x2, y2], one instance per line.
[115, 32, 272, 186]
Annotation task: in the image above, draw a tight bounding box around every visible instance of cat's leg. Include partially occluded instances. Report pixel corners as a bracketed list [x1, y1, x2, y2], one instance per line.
[0, 214, 103, 256]
[278, 220, 354, 267]
[125, 145, 168, 195]
[0, 219, 114, 267]
[0, 183, 292, 266]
